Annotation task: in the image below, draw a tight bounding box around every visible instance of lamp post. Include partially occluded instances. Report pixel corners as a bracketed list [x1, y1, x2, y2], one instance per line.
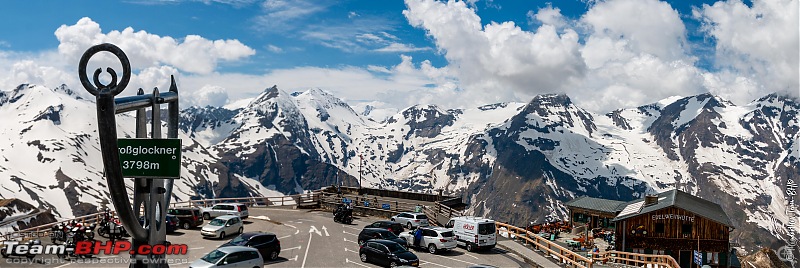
[359, 154, 363, 189]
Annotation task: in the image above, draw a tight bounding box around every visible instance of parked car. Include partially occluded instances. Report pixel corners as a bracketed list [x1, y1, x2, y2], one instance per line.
[220, 231, 281, 261]
[366, 220, 405, 235]
[391, 212, 429, 229]
[201, 215, 243, 239]
[359, 239, 419, 267]
[398, 227, 457, 254]
[168, 207, 204, 229]
[201, 203, 249, 220]
[358, 228, 406, 246]
[189, 246, 262, 268]
[444, 216, 496, 252]
[138, 214, 179, 233]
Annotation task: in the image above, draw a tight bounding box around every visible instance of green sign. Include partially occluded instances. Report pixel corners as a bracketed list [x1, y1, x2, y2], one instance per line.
[117, 138, 181, 179]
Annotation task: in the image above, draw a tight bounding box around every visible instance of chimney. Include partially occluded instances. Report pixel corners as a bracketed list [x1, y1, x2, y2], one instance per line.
[644, 195, 659, 207]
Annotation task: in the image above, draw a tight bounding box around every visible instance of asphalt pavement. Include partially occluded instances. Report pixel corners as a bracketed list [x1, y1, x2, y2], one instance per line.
[2, 207, 532, 268]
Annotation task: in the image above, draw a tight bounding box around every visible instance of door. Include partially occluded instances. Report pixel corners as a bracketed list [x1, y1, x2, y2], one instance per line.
[679, 250, 691, 268]
[248, 235, 269, 257]
[211, 205, 224, 217]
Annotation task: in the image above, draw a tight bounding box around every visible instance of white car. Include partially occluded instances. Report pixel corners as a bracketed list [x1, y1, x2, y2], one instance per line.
[189, 246, 262, 268]
[391, 212, 429, 229]
[201, 215, 243, 239]
[201, 203, 249, 220]
[398, 226, 457, 254]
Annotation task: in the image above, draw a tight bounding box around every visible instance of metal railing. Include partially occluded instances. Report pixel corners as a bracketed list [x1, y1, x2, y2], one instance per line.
[319, 192, 429, 214]
[171, 192, 321, 208]
[0, 211, 117, 242]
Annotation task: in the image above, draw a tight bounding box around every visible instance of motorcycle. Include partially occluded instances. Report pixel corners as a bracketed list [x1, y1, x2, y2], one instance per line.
[57, 226, 94, 259]
[1, 239, 41, 259]
[333, 207, 353, 224]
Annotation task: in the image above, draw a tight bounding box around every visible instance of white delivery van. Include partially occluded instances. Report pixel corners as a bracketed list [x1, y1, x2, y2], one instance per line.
[444, 216, 497, 252]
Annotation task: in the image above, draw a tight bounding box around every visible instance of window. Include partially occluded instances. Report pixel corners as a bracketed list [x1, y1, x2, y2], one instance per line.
[682, 223, 692, 235]
[223, 252, 243, 264]
[654, 250, 665, 255]
[655, 223, 665, 234]
[478, 223, 496, 235]
[441, 231, 454, 237]
[708, 252, 719, 264]
[244, 251, 259, 260]
[416, 215, 428, 219]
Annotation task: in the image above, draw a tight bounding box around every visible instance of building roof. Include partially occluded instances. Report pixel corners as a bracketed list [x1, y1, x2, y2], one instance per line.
[565, 196, 627, 214]
[612, 189, 734, 227]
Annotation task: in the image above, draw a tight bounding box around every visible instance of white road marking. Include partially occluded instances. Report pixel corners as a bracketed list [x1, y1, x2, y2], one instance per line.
[421, 260, 452, 268]
[321, 225, 330, 236]
[251, 215, 270, 221]
[55, 263, 71, 268]
[345, 258, 371, 268]
[341, 225, 361, 231]
[285, 224, 297, 229]
[290, 255, 298, 261]
[309, 225, 322, 236]
[343, 230, 358, 236]
[344, 237, 359, 244]
[189, 247, 204, 250]
[344, 247, 359, 254]
[294, 229, 300, 235]
[435, 254, 479, 266]
[281, 246, 301, 251]
[301, 233, 313, 268]
[463, 252, 479, 260]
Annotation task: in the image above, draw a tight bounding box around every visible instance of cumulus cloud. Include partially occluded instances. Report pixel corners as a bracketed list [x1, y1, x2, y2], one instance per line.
[373, 43, 431, 53]
[695, 0, 799, 102]
[403, 0, 587, 105]
[402, 0, 796, 111]
[183, 85, 230, 108]
[55, 17, 255, 74]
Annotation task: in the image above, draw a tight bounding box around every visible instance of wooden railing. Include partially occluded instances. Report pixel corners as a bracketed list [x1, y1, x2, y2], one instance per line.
[319, 192, 429, 214]
[591, 250, 681, 268]
[496, 222, 593, 268]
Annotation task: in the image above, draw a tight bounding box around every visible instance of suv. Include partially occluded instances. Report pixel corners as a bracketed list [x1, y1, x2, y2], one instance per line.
[391, 212, 429, 229]
[366, 221, 405, 235]
[202, 203, 249, 220]
[168, 207, 203, 229]
[398, 226, 457, 254]
[220, 232, 281, 261]
[358, 228, 406, 246]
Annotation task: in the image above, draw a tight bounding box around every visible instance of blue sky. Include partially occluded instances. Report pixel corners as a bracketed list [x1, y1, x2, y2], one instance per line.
[0, 0, 796, 114]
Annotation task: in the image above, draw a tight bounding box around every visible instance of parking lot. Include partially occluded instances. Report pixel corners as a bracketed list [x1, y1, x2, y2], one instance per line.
[2, 207, 532, 267]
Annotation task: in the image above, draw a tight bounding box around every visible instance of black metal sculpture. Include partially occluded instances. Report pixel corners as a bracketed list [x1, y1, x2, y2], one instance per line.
[79, 43, 179, 268]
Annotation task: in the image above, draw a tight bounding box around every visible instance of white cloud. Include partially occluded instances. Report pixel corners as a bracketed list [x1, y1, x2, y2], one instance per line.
[254, 0, 332, 31]
[184, 85, 229, 107]
[55, 17, 255, 74]
[266, 44, 283, 53]
[403, 0, 587, 105]
[348, 11, 359, 18]
[401, 0, 796, 111]
[695, 0, 799, 102]
[374, 43, 431, 53]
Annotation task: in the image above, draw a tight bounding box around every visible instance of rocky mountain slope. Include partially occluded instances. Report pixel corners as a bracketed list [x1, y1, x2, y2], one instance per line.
[0, 83, 797, 253]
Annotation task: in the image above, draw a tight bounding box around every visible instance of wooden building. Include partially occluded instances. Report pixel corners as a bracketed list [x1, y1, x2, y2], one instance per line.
[613, 190, 734, 268]
[565, 196, 626, 230]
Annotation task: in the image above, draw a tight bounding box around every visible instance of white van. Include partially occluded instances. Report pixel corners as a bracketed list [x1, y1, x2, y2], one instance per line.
[444, 216, 497, 252]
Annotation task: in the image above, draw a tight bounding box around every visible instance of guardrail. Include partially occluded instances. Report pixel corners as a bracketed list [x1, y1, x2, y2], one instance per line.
[319, 192, 429, 214]
[171, 192, 321, 208]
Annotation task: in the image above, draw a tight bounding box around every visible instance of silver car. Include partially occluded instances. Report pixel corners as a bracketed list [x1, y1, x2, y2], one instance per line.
[391, 212, 429, 229]
[201, 203, 249, 220]
[189, 246, 262, 268]
[398, 226, 457, 254]
[201, 215, 244, 239]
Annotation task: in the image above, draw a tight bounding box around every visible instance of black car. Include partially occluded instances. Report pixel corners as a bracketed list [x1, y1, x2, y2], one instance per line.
[358, 228, 406, 246]
[167, 207, 204, 229]
[139, 214, 179, 233]
[220, 232, 281, 261]
[366, 221, 405, 235]
[359, 239, 419, 267]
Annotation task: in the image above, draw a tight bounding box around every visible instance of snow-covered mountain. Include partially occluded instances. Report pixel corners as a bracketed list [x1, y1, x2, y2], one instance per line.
[1, 84, 797, 253]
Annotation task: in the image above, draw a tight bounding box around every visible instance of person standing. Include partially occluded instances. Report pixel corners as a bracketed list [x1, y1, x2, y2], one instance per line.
[414, 228, 423, 248]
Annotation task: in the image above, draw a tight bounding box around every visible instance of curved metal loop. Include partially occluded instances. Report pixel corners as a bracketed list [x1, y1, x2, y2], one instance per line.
[78, 43, 131, 97]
